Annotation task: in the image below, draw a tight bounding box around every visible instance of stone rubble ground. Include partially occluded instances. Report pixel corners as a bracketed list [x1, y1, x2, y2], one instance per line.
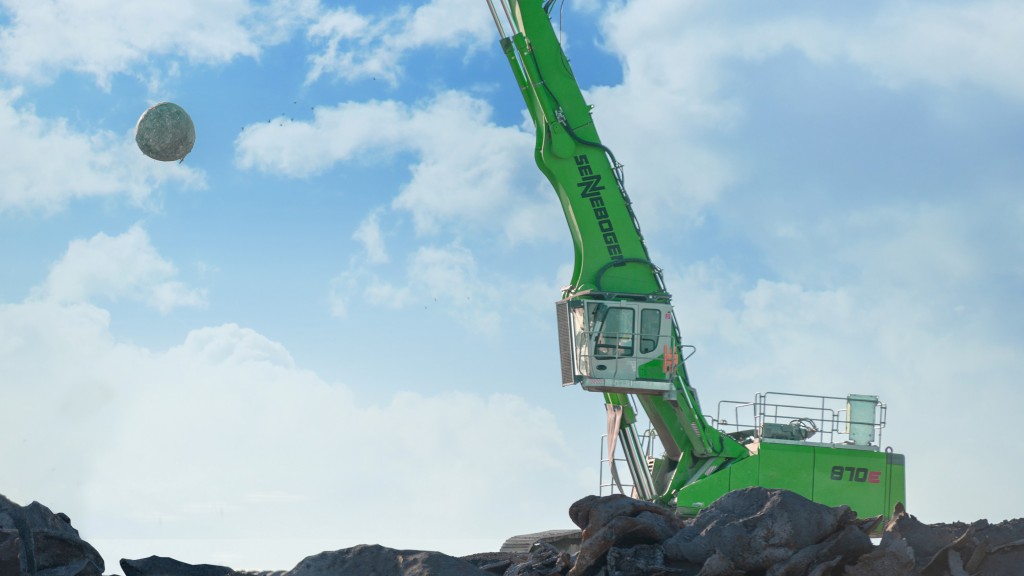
[3, 489, 1023, 576]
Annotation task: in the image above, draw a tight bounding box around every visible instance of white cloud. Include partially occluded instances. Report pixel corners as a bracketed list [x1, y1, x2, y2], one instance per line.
[306, 0, 493, 85]
[330, 243, 503, 335]
[581, 80, 737, 228]
[236, 90, 561, 243]
[329, 265, 413, 318]
[577, 0, 1024, 230]
[304, 6, 387, 83]
[847, 1, 1024, 100]
[235, 98, 405, 177]
[598, 0, 1024, 103]
[353, 209, 390, 264]
[0, 0, 320, 86]
[0, 299, 586, 569]
[249, 0, 322, 46]
[388, 92, 552, 238]
[0, 89, 204, 213]
[174, 322, 294, 368]
[31, 225, 206, 313]
[329, 237, 564, 338]
[568, 5, 741, 229]
[407, 244, 503, 333]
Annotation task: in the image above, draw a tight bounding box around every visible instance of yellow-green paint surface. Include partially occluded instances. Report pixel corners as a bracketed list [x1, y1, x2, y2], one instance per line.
[676, 442, 906, 523]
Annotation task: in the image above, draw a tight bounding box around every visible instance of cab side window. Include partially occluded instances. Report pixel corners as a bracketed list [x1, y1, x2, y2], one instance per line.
[639, 308, 661, 354]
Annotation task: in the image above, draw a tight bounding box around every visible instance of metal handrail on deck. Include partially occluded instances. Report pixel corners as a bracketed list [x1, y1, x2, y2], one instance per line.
[713, 391, 888, 448]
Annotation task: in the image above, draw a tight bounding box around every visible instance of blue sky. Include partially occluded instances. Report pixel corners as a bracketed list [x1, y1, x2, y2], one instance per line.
[2, 0, 1023, 570]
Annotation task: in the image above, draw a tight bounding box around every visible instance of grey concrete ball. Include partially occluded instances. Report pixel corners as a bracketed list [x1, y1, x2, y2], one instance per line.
[135, 102, 196, 162]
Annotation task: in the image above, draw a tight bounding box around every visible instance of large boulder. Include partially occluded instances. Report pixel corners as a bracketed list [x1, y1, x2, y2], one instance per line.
[0, 494, 104, 576]
[765, 523, 874, 576]
[566, 494, 685, 576]
[662, 487, 857, 572]
[502, 543, 571, 576]
[876, 507, 1024, 576]
[460, 551, 522, 575]
[119, 556, 234, 576]
[844, 536, 915, 576]
[603, 544, 675, 576]
[285, 544, 491, 576]
[1, 529, 22, 575]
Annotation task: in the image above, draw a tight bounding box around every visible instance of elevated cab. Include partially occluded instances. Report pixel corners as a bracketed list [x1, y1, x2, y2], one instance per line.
[557, 298, 678, 393]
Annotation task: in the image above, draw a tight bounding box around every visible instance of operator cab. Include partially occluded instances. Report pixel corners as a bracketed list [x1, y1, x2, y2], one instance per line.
[557, 298, 678, 394]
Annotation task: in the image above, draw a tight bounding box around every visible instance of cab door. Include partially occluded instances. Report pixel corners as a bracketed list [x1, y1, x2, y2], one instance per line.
[587, 302, 637, 380]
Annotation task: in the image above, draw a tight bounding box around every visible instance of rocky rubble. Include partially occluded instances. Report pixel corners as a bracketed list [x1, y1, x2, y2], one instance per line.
[0, 494, 104, 576]
[3, 489, 1023, 576]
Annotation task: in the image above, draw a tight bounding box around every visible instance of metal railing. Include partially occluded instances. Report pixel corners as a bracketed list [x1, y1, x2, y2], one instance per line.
[598, 422, 658, 498]
[713, 391, 888, 448]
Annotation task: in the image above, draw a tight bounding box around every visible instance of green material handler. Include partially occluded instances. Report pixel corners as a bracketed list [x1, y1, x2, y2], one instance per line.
[485, 0, 905, 522]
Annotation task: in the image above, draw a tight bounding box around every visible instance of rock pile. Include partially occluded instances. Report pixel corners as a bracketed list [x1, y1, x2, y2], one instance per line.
[3, 489, 1023, 576]
[0, 493, 105, 576]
